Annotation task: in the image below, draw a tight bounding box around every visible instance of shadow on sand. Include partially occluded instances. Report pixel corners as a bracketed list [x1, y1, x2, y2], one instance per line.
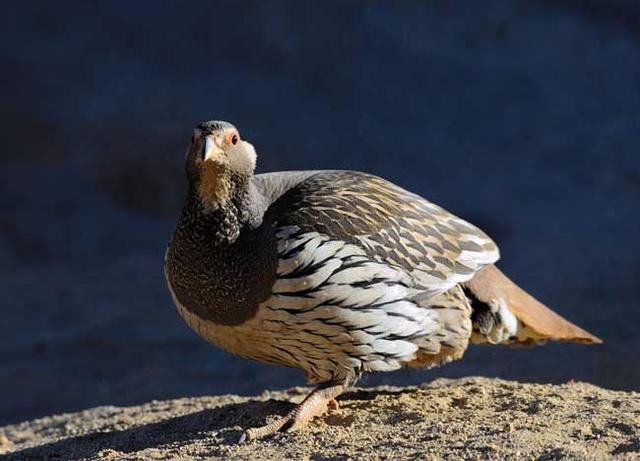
[5, 388, 412, 460]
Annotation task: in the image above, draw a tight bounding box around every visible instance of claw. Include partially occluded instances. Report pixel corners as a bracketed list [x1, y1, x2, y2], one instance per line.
[238, 382, 345, 442]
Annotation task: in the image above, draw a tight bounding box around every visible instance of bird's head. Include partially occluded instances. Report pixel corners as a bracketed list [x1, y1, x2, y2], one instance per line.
[184, 120, 257, 211]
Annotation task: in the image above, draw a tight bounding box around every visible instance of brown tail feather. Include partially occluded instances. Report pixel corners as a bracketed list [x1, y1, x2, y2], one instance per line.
[465, 265, 602, 345]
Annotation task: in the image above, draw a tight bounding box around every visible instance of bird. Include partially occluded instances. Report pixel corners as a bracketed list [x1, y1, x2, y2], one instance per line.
[164, 120, 601, 442]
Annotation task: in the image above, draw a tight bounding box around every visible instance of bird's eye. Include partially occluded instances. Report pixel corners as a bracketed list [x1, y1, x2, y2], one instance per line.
[231, 134, 239, 145]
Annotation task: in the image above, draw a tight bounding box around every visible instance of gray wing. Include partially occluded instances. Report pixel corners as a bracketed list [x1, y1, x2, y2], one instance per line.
[253, 170, 500, 297]
[252, 170, 324, 209]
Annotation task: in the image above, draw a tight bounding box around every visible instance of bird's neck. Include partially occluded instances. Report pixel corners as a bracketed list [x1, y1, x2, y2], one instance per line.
[183, 174, 253, 244]
[166, 174, 277, 326]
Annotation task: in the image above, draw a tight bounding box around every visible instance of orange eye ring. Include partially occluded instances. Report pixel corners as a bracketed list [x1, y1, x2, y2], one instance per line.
[227, 132, 239, 146]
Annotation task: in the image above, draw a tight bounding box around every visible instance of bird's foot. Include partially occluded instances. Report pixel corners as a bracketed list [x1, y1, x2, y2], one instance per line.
[238, 382, 344, 443]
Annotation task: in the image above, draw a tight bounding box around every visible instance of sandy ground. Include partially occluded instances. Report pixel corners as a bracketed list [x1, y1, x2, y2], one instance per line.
[1, 377, 638, 461]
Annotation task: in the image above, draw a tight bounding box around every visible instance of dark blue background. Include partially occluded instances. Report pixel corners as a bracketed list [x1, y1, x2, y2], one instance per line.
[1, 0, 639, 425]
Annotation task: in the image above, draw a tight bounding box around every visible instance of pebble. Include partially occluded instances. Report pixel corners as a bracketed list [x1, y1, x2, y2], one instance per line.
[98, 449, 121, 458]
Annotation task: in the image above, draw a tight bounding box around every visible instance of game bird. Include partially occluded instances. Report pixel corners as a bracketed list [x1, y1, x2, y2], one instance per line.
[164, 120, 600, 442]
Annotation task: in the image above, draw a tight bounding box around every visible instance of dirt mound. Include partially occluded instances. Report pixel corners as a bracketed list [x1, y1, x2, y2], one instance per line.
[1, 377, 638, 460]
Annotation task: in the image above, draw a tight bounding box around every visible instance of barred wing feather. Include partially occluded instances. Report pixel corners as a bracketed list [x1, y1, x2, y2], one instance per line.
[262, 171, 500, 297]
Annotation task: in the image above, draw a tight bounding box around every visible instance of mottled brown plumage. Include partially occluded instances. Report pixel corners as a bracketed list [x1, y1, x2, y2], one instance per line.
[164, 120, 600, 442]
[267, 171, 500, 296]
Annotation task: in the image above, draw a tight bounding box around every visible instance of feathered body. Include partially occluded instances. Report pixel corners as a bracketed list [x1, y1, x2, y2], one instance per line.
[165, 121, 600, 440]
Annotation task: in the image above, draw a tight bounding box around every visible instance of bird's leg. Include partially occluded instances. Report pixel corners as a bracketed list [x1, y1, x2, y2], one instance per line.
[239, 381, 345, 443]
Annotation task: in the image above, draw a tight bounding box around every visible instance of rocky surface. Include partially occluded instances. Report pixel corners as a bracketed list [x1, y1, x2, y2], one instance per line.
[1, 377, 638, 460]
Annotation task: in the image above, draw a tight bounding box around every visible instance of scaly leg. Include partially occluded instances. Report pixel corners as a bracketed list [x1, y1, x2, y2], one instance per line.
[239, 382, 345, 443]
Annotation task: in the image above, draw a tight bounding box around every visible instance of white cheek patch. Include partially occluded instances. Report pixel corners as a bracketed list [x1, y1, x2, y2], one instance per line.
[241, 140, 257, 171]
